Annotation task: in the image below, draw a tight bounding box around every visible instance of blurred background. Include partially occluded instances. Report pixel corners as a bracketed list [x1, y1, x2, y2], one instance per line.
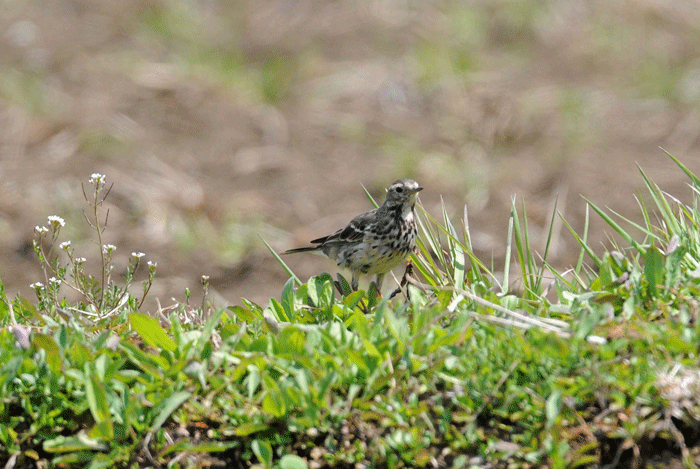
[1, 0, 700, 307]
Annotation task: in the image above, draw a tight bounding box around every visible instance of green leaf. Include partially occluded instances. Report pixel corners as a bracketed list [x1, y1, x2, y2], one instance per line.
[281, 277, 296, 321]
[308, 274, 334, 309]
[342, 290, 365, 309]
[362, 339, 380, 358]
[269, 298, 289, 322]
[262, 390, 286, 417]
[129, 313, 176, 352]
[252, 439, 273, 469]
[32, 333, 61, 374]
[196, 307, 225, 354]
[150, 391, 191, 431]
[17, 295, 43, 322]
[228, 305, 259, 322]
[161, 440, 240, 456]
[280, 454, 309, 469]
[644, 244, 665, 298]
[545, 389, 562, 430]
[84, 366, 113, 439]
[234, 422, 268, 436]
[43, 432, 108, 453]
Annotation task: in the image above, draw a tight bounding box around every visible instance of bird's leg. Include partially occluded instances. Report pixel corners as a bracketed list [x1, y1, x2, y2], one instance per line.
[374, 273, 385, 293]
[389, 262, 414, 300]
[351, 272, 359, 291]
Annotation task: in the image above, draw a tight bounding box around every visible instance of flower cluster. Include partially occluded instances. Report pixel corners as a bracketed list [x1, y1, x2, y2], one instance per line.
[29, 173, 158, 318]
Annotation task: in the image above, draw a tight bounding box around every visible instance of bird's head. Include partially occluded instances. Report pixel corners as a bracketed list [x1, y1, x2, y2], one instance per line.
[383, 178, 423, 207]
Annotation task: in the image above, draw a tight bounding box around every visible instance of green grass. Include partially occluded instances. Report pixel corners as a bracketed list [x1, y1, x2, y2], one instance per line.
[3, 153, 700, 468]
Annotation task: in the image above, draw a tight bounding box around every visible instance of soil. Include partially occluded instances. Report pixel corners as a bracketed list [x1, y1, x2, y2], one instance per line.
[1, 0, 699, 309]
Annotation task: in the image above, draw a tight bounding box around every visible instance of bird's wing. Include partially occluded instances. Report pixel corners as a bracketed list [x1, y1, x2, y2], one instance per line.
[310, 209, 376, 245]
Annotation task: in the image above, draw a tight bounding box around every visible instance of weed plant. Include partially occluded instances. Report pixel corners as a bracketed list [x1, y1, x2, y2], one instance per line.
[2, 154, 700, 468]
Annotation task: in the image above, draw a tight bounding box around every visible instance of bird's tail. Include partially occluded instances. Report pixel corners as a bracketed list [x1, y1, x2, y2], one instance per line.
[282, 246, 321, 255]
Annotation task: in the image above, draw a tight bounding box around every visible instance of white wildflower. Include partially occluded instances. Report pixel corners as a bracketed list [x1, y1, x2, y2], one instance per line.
[131, 252, 145, 258]
[30, 282, 44, 289]
[102, 244, 117, 254]
[89, 173, 105, 185]
[59, 241, 71, 250]
[35, 226, 49, 234]
[47, 215, 65, 227]
[74, 257, 86, 264]
[48, 277, 61, 286]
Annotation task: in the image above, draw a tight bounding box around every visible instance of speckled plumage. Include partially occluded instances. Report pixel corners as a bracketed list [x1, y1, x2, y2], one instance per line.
[284, 179, 423, 291]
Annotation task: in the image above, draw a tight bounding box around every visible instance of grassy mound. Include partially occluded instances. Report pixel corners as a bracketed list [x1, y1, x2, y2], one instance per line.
[2, 153, 700, 468]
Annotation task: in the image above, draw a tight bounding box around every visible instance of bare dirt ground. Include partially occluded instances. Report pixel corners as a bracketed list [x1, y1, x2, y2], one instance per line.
[1, 0, 700, 308]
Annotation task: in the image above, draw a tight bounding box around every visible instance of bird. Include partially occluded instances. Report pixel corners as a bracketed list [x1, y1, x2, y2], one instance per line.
[284, 178, 423, 292]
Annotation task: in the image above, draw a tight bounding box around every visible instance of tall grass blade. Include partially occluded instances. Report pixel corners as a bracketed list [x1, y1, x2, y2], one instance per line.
[560, 206, 601, 268]
[261, 237, 302, 286]
[503, 204, 514, 295]
[662, 148, 700, 187]
[442, 198, 465, 289]
[361, 183, 380, 208]
[638, 165, 681, 234]
[583, 197, 647, 255]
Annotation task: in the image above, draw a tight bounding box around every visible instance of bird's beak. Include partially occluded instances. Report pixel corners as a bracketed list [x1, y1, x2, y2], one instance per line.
[413, 186, 424, 193]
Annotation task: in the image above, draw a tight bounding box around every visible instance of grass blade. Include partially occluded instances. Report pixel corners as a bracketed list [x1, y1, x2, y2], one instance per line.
[260, 236, 302, 286]
[583, 197, 647, 256]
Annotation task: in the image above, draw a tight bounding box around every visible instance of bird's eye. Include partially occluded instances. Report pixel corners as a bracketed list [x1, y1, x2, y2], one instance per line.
[395, 186, 404, 194]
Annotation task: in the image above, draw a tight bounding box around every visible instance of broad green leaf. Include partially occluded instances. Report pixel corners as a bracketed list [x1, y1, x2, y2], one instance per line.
[269, 298, 288, 322]
[228, 305, 259, 323]
[362, 339, 380, 358]
[118, 342, 166, 377]
[150, 391, 191, 431]
[342, 290, 365, 309]
[17, 295, 43, 322]
[280, 277, 296, 321]
[279, 327, 306, 355]
[262, 390, 286, 417]
[84, 367, 113, 438]
[234, 422, 268, 436]
[32, 333, 61, 374]
[644, 244, 664, 298]
[280, 454, 309, 469]
[308, 274, 334, 309]
[129, 313, 176, 352]
[252, 439, 273, 469]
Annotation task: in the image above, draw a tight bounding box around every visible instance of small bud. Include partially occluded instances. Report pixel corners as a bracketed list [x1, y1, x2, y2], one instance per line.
[11, 325, 31, 350]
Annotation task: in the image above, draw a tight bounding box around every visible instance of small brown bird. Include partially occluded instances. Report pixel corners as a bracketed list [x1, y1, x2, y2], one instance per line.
[284, 179, 423, 291]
